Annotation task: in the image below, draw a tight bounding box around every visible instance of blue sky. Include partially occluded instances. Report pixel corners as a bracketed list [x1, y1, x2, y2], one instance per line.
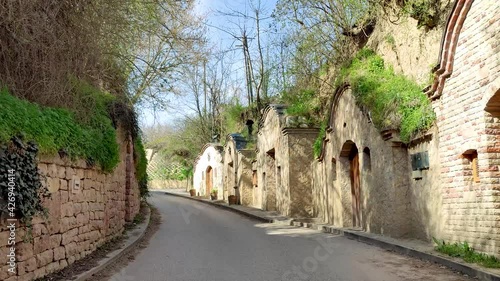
[140, 0, 278, 129]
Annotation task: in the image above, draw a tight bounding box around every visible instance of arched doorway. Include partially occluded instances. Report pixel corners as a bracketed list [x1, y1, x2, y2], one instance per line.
[340, 141, 361, 228]
[206, 166, 213, 197]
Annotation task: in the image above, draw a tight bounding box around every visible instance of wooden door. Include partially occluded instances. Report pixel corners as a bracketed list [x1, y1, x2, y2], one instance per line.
[350, 153, 361, 227]
[206, 166, 213, 196]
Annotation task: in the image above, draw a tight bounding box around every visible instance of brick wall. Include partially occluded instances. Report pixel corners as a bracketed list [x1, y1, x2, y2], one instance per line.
[0, 127, 141, 281]
[432, 0, 500, 256]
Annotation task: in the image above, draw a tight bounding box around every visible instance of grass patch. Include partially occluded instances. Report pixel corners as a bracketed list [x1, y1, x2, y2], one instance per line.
[0, 86, 119, 172]
[337, 48, 435, 142]
[281, 89, 321, 125]
[433, 238, 500, 268]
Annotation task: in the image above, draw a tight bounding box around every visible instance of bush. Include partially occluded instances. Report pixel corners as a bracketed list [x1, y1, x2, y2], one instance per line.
[337, 49, 435, 142]
[0, 86, 119, 172]
[281, 89, 321, 125]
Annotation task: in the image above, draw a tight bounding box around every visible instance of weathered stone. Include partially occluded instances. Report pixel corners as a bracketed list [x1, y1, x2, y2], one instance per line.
[36, 249, 54, 267]
[17, 242, 34, 262]
[18, 256, 37, 275]
[62, 228, 78, 245]
[60, 179, 68, 190]
[50, 234, 62, 248]
[53, 246, 66, 261]
[18, 271, 36, 281]
[46, 261, 60, 274]
[57, 166, 66, 179]
[47, 164, 58, 177]
[47, 177, 60, 193]
[34, 235, 52, 254]
[65, 167, 75, 180]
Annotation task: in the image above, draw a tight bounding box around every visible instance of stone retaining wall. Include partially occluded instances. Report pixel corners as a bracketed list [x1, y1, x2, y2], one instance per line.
[0, 127, 141, 281]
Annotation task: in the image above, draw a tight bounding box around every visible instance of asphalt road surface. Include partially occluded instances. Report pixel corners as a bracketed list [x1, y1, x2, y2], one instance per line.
[108, 192, 472, 281]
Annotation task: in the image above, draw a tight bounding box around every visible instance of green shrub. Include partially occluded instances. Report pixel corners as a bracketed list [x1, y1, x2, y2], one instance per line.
[281, 89, 320, 125]
[313, 122, 327, 158]
[0, 87, 119, 172]
[433, 238, 500, 268]
[336, 49, 435, 142]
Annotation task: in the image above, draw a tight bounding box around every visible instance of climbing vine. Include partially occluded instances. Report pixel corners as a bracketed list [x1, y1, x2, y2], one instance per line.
[0, 136, 50, 224]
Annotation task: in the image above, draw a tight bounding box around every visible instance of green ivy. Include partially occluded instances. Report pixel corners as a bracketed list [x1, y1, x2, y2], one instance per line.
[0, 87, 119, 172]
[0, 137, 50, 225]
[313, 122, 327, 158]
[134, 137, 149, 199]
[336, 49, 435, 142]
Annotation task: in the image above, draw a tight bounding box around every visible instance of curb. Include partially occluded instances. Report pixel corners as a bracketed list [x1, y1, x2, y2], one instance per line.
[163, 191, 274, 223]
[164, 191, 500, 281]
[72, 205, 151, 281]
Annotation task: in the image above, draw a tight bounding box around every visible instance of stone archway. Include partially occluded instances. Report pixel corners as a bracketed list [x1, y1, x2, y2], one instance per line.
[206, 166, 213, 197]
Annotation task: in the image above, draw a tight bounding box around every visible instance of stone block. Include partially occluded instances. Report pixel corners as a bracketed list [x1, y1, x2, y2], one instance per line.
[17, 242, 34, 262]
[60, 190, 69, 204]
[60, 259, 68, 269]
[38, 163, 48, 176]
[60, 179, 68, 191]
[65, 242, 78, 257]
[18, 271, 36, 281]
[34, 235, 52, 254]
[67, 255, 76, 265]
[0, 265, 14, 281]
[57, 166, 66, 179]
[47, 164, 58, 177]
[65, 167, 75, 180]
[50, 234, 62, 248]
[61, 202, 74, 217]
[62, 228, 78, 245]
[46, 261, 60, 274]
[17, 256, 37, 275]
[36, 249, 53, 267]
[47, 177, 60, 193]
[33, 266, 46, 279]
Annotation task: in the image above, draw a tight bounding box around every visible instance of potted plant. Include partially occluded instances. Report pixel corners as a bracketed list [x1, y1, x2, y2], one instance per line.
[228, 195, 237, 205]
[189, 189, 196, 197]
[210, 188, 218, 200]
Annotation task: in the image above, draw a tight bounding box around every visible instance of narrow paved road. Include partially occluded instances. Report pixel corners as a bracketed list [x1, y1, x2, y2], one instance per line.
[109, 192, 471, 281]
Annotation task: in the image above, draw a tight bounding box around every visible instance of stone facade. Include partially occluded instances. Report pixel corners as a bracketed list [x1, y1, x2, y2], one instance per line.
[312, 88, 413, 237]
[223, 134, 255, 206]
[193, 144, 224, 199]
[0, 126, 141, 281]
[256, 105, 319, 218]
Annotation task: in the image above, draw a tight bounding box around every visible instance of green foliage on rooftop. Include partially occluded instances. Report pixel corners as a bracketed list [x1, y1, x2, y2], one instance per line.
[337, 48, 435, 142]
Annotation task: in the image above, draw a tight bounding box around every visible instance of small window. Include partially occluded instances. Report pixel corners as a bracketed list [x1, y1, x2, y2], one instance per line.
[252, 171, 257, 187]
[363, 147, 371, 171]
[463, 150, 479, 183]
[332, 158, 337, 181]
